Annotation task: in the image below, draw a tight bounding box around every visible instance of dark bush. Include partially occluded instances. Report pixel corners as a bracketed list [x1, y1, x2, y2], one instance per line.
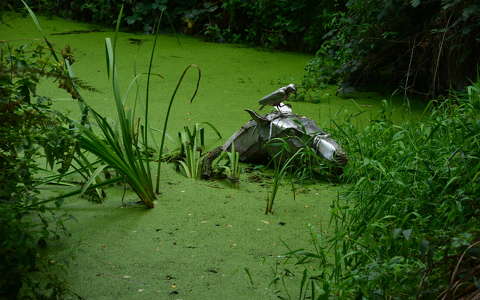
[3, 0, 342, 52]
[305, 0, 480, 96]
[5, 0, 478, 95]
[0, 43, 76, 298]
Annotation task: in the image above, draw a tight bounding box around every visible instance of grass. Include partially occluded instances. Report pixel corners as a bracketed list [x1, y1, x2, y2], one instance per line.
[279, 84, 480, 298]
[264, 134, 341, 215]
[264, 140, 305, 215]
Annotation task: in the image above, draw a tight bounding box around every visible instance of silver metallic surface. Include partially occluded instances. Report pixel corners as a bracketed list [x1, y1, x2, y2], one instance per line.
[258, 84, 297, 110]
[222, 108, 346, 164]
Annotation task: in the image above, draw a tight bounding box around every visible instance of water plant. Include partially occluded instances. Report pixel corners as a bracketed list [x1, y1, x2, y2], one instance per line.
[23, 2, 203, 207]
[154, 63, 201, 192]
[176, 124, 206, 179]
[171, 122, 221, 179]
[216, 144, 241, 184]
[77, 16, 159, 207]
[9, 0, 338, 53]
[81, 10, 203, 207]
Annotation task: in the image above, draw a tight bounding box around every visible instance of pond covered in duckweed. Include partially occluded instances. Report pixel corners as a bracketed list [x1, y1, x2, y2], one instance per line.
[1, 13, 424, 299]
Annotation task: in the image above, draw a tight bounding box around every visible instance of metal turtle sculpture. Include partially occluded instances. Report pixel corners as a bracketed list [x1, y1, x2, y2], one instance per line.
[202, 105, 347, 177]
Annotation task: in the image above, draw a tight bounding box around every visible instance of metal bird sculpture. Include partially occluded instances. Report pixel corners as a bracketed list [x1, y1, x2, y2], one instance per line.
[258, 84, 296, 110]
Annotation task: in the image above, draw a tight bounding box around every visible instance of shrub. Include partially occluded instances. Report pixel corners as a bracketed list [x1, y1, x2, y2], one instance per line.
[0, 43, 76, 298]
[6, 0, 343, 52]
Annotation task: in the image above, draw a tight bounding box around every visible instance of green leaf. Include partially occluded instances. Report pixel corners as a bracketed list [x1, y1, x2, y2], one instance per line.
[411, 0, 421, 7]
[81, 164, 108, 196]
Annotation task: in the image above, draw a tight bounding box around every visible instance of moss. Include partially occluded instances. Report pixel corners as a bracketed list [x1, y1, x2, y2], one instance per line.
[1, 14, 425, 299]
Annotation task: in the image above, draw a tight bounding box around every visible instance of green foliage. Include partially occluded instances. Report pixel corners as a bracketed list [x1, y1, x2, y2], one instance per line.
[176, 124, 207, 179]
[0, 43, 76, 298]
[169, 122, 222, 179]
[305, 0, 480, 96]
[169, 123, 242, 183]
[201, 0, 341, 51]
[9, 0, 479, 94]
[268, 129, 342, 182]
[124, 0, 168, 32]
[264, 143, 302, 215]
[215, 144, 241, 183]
[20, 5, 202, 207]
[300, 9, 350, 91]
[78, 22, 159, 208]
[280, 82, 480, 298]
[264, 133, 339, 214]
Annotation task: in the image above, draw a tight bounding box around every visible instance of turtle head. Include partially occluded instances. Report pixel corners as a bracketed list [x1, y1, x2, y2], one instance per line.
[245, 109, 269, 125]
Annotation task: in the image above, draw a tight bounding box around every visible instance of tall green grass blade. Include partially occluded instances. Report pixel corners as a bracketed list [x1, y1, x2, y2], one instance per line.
[23, 1, 91, 127]
[299, 268, 308, 300]
[81, 27, 158, 207]
[112, 5, 123, 59]
[143, 14, 164, 181]
[105, 38, 114, 79]
[199, 121, 222, 139]
[244, 267, 255, 288]
[27, 177, 123, 209]
[265, 146, 303, 214]
[21, 0, 59, 62]
[80, 164, 108, 196]
[155, 64, 201, 193]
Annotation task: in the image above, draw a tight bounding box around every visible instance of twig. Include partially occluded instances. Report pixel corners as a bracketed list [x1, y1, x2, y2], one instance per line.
[439, 240, 480, 300]
[431, 14, 452, 97]
[404, 37, 416, 101]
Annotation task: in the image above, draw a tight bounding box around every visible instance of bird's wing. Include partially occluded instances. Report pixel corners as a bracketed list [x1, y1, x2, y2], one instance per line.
[258, 89, 285, 105]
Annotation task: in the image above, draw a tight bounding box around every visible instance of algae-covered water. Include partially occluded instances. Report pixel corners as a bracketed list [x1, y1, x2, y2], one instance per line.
[1, 14, 423, 299]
